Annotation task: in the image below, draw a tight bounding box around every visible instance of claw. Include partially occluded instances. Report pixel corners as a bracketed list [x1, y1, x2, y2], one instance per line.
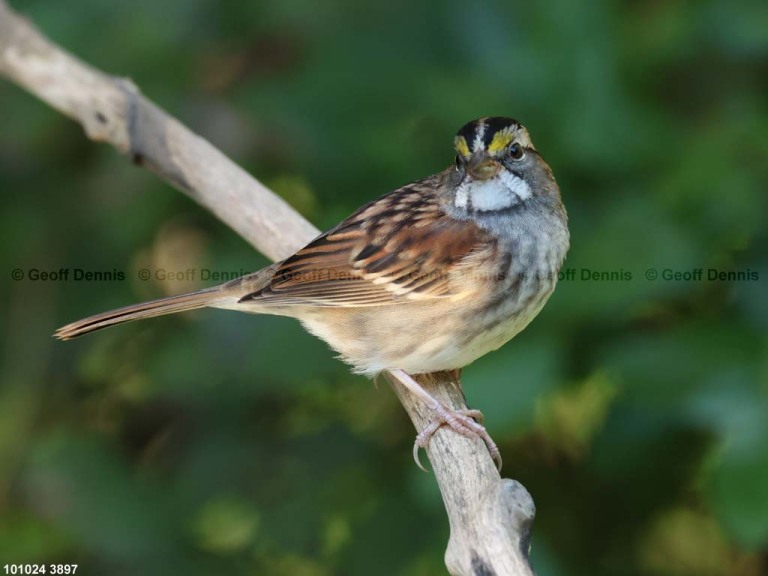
[462, 408, 485, 425]
[412, 408, 502, 472]
[413, 443, 428, 472]
[386, 369, 503, 472]
[413, 418, 443, 472]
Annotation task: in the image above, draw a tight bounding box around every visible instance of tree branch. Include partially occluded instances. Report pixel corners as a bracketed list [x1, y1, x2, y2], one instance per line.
[0, 3, 536, 574]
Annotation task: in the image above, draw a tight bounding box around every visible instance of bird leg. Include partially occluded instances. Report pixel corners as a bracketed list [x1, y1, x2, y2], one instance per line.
[387, 368, 502, 472]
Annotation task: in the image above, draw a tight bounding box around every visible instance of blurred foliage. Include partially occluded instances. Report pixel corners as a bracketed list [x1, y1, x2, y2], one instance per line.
[1, 0, 767, 574]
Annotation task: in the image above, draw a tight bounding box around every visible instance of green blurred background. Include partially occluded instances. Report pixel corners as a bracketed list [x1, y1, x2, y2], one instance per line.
[1, 0, 767, 574]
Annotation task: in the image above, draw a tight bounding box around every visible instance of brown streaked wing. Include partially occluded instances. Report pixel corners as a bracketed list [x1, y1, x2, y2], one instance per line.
[239, 176, 489, 307]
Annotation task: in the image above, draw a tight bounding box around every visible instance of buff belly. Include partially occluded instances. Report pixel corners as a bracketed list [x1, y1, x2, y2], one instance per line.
[294, 281, 556, 376]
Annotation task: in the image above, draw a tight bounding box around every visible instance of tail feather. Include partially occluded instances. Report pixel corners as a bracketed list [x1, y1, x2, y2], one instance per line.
[54, 287, 223, 340]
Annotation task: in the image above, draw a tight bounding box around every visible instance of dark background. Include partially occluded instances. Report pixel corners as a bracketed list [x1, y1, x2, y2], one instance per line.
[1, 1, 767, 574]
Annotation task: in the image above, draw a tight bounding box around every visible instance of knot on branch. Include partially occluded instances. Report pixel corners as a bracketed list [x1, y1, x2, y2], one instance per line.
[446, 478, 536, 576]
[498, 479, 536, 558]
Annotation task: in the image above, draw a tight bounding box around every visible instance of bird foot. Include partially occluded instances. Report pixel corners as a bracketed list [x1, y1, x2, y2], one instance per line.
[413, 405, 502, 472]
[385, 369, 502, 472]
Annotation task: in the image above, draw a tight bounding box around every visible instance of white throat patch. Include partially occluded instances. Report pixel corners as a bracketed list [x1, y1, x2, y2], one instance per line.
[454, 170, 531, 212]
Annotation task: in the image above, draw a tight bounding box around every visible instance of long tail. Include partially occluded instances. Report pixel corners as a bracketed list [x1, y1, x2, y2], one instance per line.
[54, 286, 225, 340]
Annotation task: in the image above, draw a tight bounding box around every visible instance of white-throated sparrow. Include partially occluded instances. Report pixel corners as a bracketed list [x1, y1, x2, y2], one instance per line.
[56, 117, 569, 469]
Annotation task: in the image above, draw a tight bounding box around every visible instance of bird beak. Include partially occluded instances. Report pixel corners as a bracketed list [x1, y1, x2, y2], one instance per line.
[468, 152, 501, 180]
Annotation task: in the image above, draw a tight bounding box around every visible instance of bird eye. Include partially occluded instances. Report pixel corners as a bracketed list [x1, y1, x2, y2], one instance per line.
[454, 154, 463, 169]
[508, 143, 524, 160]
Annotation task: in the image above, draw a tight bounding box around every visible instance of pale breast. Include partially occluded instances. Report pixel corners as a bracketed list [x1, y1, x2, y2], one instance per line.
[291, 201, 568, 377]
[295, 266, 557, 376]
